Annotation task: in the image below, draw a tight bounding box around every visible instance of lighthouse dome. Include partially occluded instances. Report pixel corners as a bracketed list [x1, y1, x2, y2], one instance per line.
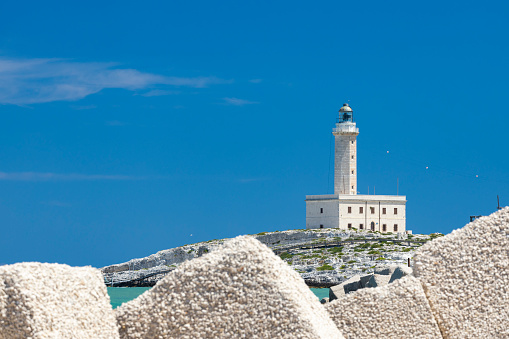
[339, 103, 352, 112]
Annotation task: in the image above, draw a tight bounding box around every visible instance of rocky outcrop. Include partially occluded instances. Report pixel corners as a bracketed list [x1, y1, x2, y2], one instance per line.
[0, 263, 119, 339]
[101, 229, 426, 287]
[328, 266, 410, 302]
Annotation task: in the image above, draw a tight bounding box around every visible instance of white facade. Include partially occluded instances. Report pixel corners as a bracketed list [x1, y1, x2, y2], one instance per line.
[333, 122, 358, 195]
[305, 103, 407, 232]
[306, 194, 406, 232]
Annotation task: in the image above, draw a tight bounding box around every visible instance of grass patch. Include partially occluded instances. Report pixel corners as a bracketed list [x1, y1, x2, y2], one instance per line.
[328, 246, 344, 254]
[316, 264, 335, 271]
[279, 252, 293, 260]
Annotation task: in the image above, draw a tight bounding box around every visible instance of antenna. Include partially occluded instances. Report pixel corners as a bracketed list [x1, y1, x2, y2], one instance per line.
[397, 177, 399, 196]
[498, 195, 501, 210]
[374, 186, 375, 195]
[368, 186, 369, 195]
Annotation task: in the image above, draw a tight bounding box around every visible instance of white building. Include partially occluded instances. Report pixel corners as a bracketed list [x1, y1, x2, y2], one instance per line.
[305, 103, 406, 232]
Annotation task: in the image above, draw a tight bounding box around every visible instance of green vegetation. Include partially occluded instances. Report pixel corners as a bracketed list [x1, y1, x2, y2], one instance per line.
[279, 252, 293, 260]
[316, 264, 335, 271]
[257, 232, 268, 236]
[347, 260, 356, 264]
[376, 257, 386, 261]
[340, 265, 347, 269]
[187, 249, 194, 254]
[301, 254, 321, 259]
[328, 246, 344, 254]
[367, 250, 382, 255]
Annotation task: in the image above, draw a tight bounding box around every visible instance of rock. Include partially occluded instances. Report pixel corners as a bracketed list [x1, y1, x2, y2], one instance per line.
[343, 275, 362, 293]
[326, 276, 442, 338]
[116, 236, 343, 339]
[374, 264, 400, 276]
[359, 274, 372, 287]
[414, 207, 509, 338]
[0, 262, 119, 339]
[329, 275, 361, 301]
[388, 265, 412, 283]
[320, 298, 329, 304]
[364, 274, 391, 288]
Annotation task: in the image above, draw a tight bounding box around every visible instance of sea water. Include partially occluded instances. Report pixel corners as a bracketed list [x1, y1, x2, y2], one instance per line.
[107, 287, 330, 309]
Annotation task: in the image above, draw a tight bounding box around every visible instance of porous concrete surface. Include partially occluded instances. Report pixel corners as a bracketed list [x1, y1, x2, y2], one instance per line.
[0, 262, 119, 339]
[414, 207, 509, 338]
[329, 275, 361, 301]
[325, 276, 442, 339]
[115, 236, 344, 339]
[388, 265, 412, 283]
[364, 273, 391, 288]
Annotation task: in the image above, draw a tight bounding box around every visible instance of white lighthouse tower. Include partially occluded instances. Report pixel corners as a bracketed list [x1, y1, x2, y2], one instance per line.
[333, 103, 359, 195]
[305, 103, 407, 232]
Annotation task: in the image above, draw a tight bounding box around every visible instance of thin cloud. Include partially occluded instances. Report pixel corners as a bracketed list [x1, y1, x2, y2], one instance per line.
[71, 104, 97, 110]
[141, 89, 181, 97]
[0, 57, 232, 105]
[222, 97, 259, 106]
[0, 172, 145, 181]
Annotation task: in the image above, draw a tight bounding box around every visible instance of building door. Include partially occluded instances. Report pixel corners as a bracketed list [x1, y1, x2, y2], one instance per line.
[371, 221, 375, 231]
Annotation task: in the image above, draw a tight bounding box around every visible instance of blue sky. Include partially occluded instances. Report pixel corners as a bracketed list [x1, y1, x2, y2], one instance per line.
[1, 1, 508, 267]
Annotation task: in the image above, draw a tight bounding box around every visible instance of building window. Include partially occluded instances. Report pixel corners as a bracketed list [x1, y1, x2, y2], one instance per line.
[348, 206, 352, 213]
[320, 208, 323, 214]
[352, 170, 354, 174]
[371, 222, 375, 231]
[351, 155, 354, 159]
[320, 224, 324, 229]
[394, 208, 398, 215]
[359, 206, 363, 214]
[351, 186, 354, 189]
[370, 207, 375, 214]
[351, 141, 354, 144]
[382, 208, 386, 214]
[383, 224, 387, 232]
[394, 224, 398, 232]
[360, 224, 364, 230]
[348, 223, 352, 229]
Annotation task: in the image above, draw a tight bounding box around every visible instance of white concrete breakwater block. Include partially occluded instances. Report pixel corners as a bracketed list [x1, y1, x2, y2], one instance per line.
[115, 236, 344, 339]
[414, 207, 509, 338]
[325, 276, 442, 339]
[0, 262, 119, 339]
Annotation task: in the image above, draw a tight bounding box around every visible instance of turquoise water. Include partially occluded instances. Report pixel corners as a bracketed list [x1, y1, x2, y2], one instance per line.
[107, 287, 151, 309]
[107, 287, 330, 309]
[309, 288, 330, 301]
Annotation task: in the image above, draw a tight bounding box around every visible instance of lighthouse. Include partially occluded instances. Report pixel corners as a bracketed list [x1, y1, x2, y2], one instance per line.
[305, 103, 407, 232]
[333, 103, 359, 195]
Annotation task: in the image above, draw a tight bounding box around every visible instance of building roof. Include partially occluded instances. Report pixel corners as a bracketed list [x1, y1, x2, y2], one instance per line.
[339, 103, 352, 112]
